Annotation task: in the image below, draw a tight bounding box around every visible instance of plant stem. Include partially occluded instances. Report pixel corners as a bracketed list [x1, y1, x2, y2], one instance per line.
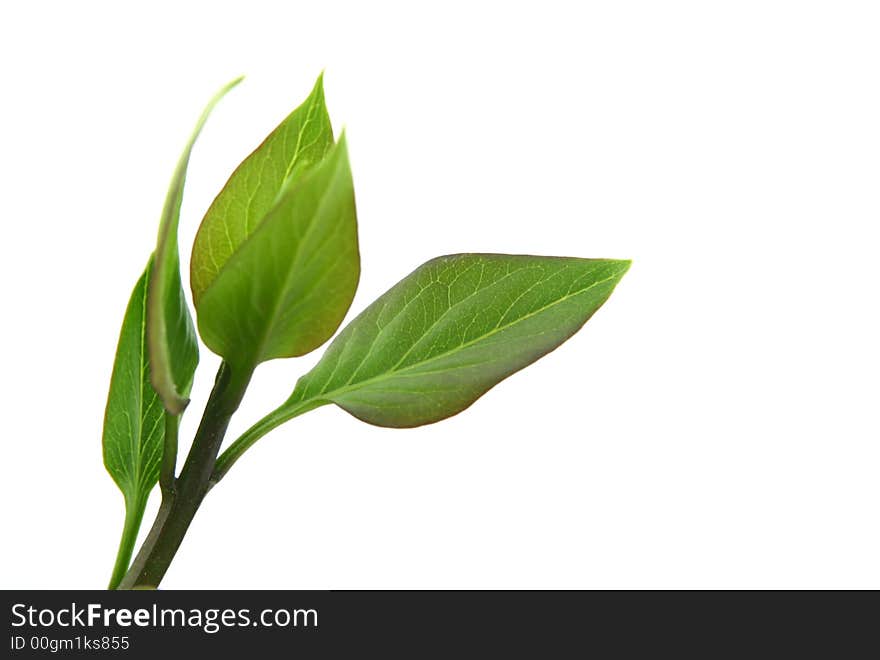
[107, 496, 147, 590]
[159, 413, 178, 496]
[117, 361, 252, 589]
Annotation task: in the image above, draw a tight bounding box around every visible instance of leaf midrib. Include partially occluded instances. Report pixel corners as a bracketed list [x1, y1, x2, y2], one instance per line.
[242, 97, 320, 236]
[295, 269, 621, 406]
[253, 149, 345, 364]
[126, 276, 148, 497]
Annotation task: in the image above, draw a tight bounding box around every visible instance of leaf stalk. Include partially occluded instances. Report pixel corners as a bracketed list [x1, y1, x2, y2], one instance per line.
[210, 397, 326, 487]
[107, 495, 148, 590]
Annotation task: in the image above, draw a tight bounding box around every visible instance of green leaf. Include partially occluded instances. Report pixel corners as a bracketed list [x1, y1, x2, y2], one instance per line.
[284, 254, 629, 427]
[195, 135, 359, 369]
[190, 73, 334, 306]
[149, 77, 241, 414]
[102, 259, 165, 588]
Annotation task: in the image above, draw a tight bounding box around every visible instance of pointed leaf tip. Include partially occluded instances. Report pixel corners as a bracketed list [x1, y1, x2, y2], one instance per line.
[190, 73, 335, 306]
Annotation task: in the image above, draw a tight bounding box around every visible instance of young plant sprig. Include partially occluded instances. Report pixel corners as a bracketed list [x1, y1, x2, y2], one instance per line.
[102, 74, 630, 589]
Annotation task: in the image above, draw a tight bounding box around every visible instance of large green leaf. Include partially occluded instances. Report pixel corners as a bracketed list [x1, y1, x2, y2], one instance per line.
[190, 74, 334, 306]
[102, 259, 165, 588]
[148, 77, 241, 414]
[195, 135, 359, 370]
[283, 254, 629, 427]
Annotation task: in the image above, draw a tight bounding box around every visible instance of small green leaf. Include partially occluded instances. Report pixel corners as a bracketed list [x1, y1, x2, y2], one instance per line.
[149, 77, 241, 414]
[282, 254, 630, 428]
[195, 135, 359, 369]
[103, 259, 165, 588]
[190, 74, 334, 306]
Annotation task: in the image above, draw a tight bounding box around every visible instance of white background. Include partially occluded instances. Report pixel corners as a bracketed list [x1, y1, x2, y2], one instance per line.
[1, 1, 878, 589]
